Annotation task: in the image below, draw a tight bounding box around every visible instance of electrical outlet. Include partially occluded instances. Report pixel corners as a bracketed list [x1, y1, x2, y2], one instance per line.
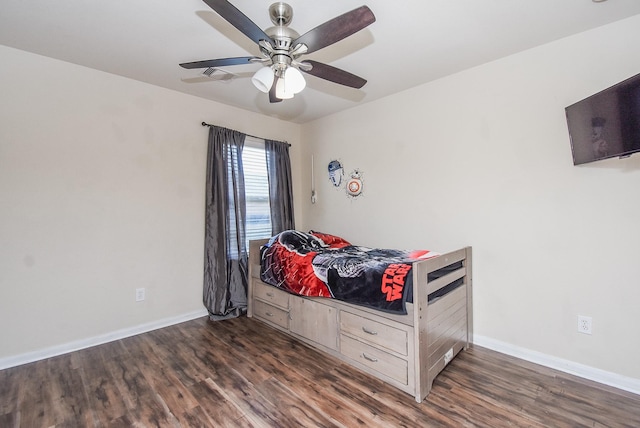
[444, 347, 454, 365]
[135, 288, 145, 302]
[577, 315, 592, 335]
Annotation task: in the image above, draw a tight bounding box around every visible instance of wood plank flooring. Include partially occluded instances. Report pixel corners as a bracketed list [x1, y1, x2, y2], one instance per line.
[1, 315, 639, 427]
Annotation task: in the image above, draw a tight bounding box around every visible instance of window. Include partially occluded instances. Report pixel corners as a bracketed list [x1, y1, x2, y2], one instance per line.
[243, 137, 272, 247]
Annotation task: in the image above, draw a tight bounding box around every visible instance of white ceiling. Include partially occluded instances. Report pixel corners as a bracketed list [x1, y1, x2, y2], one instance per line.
[2, 0, 640, 124]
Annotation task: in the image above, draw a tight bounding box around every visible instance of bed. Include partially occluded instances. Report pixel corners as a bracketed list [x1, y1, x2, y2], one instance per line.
[247, 230, 473, 403]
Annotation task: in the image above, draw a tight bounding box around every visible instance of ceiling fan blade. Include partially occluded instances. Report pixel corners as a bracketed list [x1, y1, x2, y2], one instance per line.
[301, 60, 367, 89]
[179, 56, 256, 69]
[292, 6, 375, 54]
[203, 0, 274, 45]
[269, 77, 282, 103]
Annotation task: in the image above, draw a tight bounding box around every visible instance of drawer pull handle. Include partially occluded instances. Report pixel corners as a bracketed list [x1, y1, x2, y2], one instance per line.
[362, 353, 378, 363]
[362, 327, 378, 335]
[265, 312, 273, 317]
[266, 292, 274, 297]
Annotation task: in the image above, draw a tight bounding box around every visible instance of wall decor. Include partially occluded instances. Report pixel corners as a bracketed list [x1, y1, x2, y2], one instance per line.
[328, 159, 344, 187]
[346, 169, 364, 198]
[311, 155, 317, 204]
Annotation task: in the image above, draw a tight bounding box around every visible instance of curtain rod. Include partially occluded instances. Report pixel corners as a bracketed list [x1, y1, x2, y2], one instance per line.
[201, 122, 290, 147]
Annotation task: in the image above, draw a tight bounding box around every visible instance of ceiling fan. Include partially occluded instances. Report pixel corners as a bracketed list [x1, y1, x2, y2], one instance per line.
[179, 0, 375, 103]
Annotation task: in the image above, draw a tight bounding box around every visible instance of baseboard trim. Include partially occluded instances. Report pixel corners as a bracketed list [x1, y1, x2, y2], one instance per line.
[0, 308, 209, 370]
[473, 335, 640, 396]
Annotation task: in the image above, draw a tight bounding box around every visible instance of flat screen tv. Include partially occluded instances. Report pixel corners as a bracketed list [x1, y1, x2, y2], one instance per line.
[565, 72, 640, 165]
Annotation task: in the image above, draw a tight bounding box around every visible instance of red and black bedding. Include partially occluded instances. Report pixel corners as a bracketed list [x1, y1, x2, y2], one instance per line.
[259, 230, 447, 314]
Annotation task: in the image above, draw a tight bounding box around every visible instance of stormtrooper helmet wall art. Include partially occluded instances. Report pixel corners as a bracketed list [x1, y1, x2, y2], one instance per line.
[327, 160, 344, 187]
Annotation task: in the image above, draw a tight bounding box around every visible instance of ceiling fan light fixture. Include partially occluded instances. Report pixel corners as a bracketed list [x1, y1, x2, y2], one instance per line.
[181, 1, 375, 103]
[251, 66, 275, 93]
[275, 76, 295, 99]
[284, 66, 306, 94]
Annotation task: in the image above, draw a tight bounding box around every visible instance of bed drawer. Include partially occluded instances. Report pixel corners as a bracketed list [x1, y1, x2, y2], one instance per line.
[253, 299, 289, 329]
[340, 311, 408, 356]
[340, 335, 408, 385]
[290, 298, 338, 351]
[253, 280, 289, 309]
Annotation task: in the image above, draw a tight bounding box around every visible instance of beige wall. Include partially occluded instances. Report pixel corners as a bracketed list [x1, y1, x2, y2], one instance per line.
[0, 45, 301, 362]
[300, 15, 640, 384]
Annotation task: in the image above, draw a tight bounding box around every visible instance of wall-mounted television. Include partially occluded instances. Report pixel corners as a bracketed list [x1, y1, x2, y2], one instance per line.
[565, 72, 640, 165]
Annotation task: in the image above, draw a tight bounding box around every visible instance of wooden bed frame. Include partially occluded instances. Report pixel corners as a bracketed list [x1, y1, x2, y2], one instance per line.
[247, 239, 473, 403]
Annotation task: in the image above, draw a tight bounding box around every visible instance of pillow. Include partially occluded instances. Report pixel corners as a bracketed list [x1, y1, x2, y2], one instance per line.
[308, 230, 351, 248]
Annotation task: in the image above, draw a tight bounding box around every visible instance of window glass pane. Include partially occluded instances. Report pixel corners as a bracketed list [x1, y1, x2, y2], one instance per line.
[243, 140, 272, 246]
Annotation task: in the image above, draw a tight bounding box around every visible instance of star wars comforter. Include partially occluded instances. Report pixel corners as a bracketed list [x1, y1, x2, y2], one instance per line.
[259, 230, 439, 314]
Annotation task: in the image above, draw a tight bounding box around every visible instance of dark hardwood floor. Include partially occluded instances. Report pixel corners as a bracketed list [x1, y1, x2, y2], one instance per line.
[1, 315, 639, 427]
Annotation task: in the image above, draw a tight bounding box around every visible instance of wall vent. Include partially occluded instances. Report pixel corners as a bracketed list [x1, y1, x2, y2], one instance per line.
[202, 67, 236, 81]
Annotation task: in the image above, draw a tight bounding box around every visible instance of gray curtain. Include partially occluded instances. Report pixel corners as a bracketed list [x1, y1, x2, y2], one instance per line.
[265, 139, 295, 234]
[203, 126, 248, 320]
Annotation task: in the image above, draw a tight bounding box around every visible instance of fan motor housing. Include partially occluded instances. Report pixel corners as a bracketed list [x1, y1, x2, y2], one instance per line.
[264, 3, 300, 72]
